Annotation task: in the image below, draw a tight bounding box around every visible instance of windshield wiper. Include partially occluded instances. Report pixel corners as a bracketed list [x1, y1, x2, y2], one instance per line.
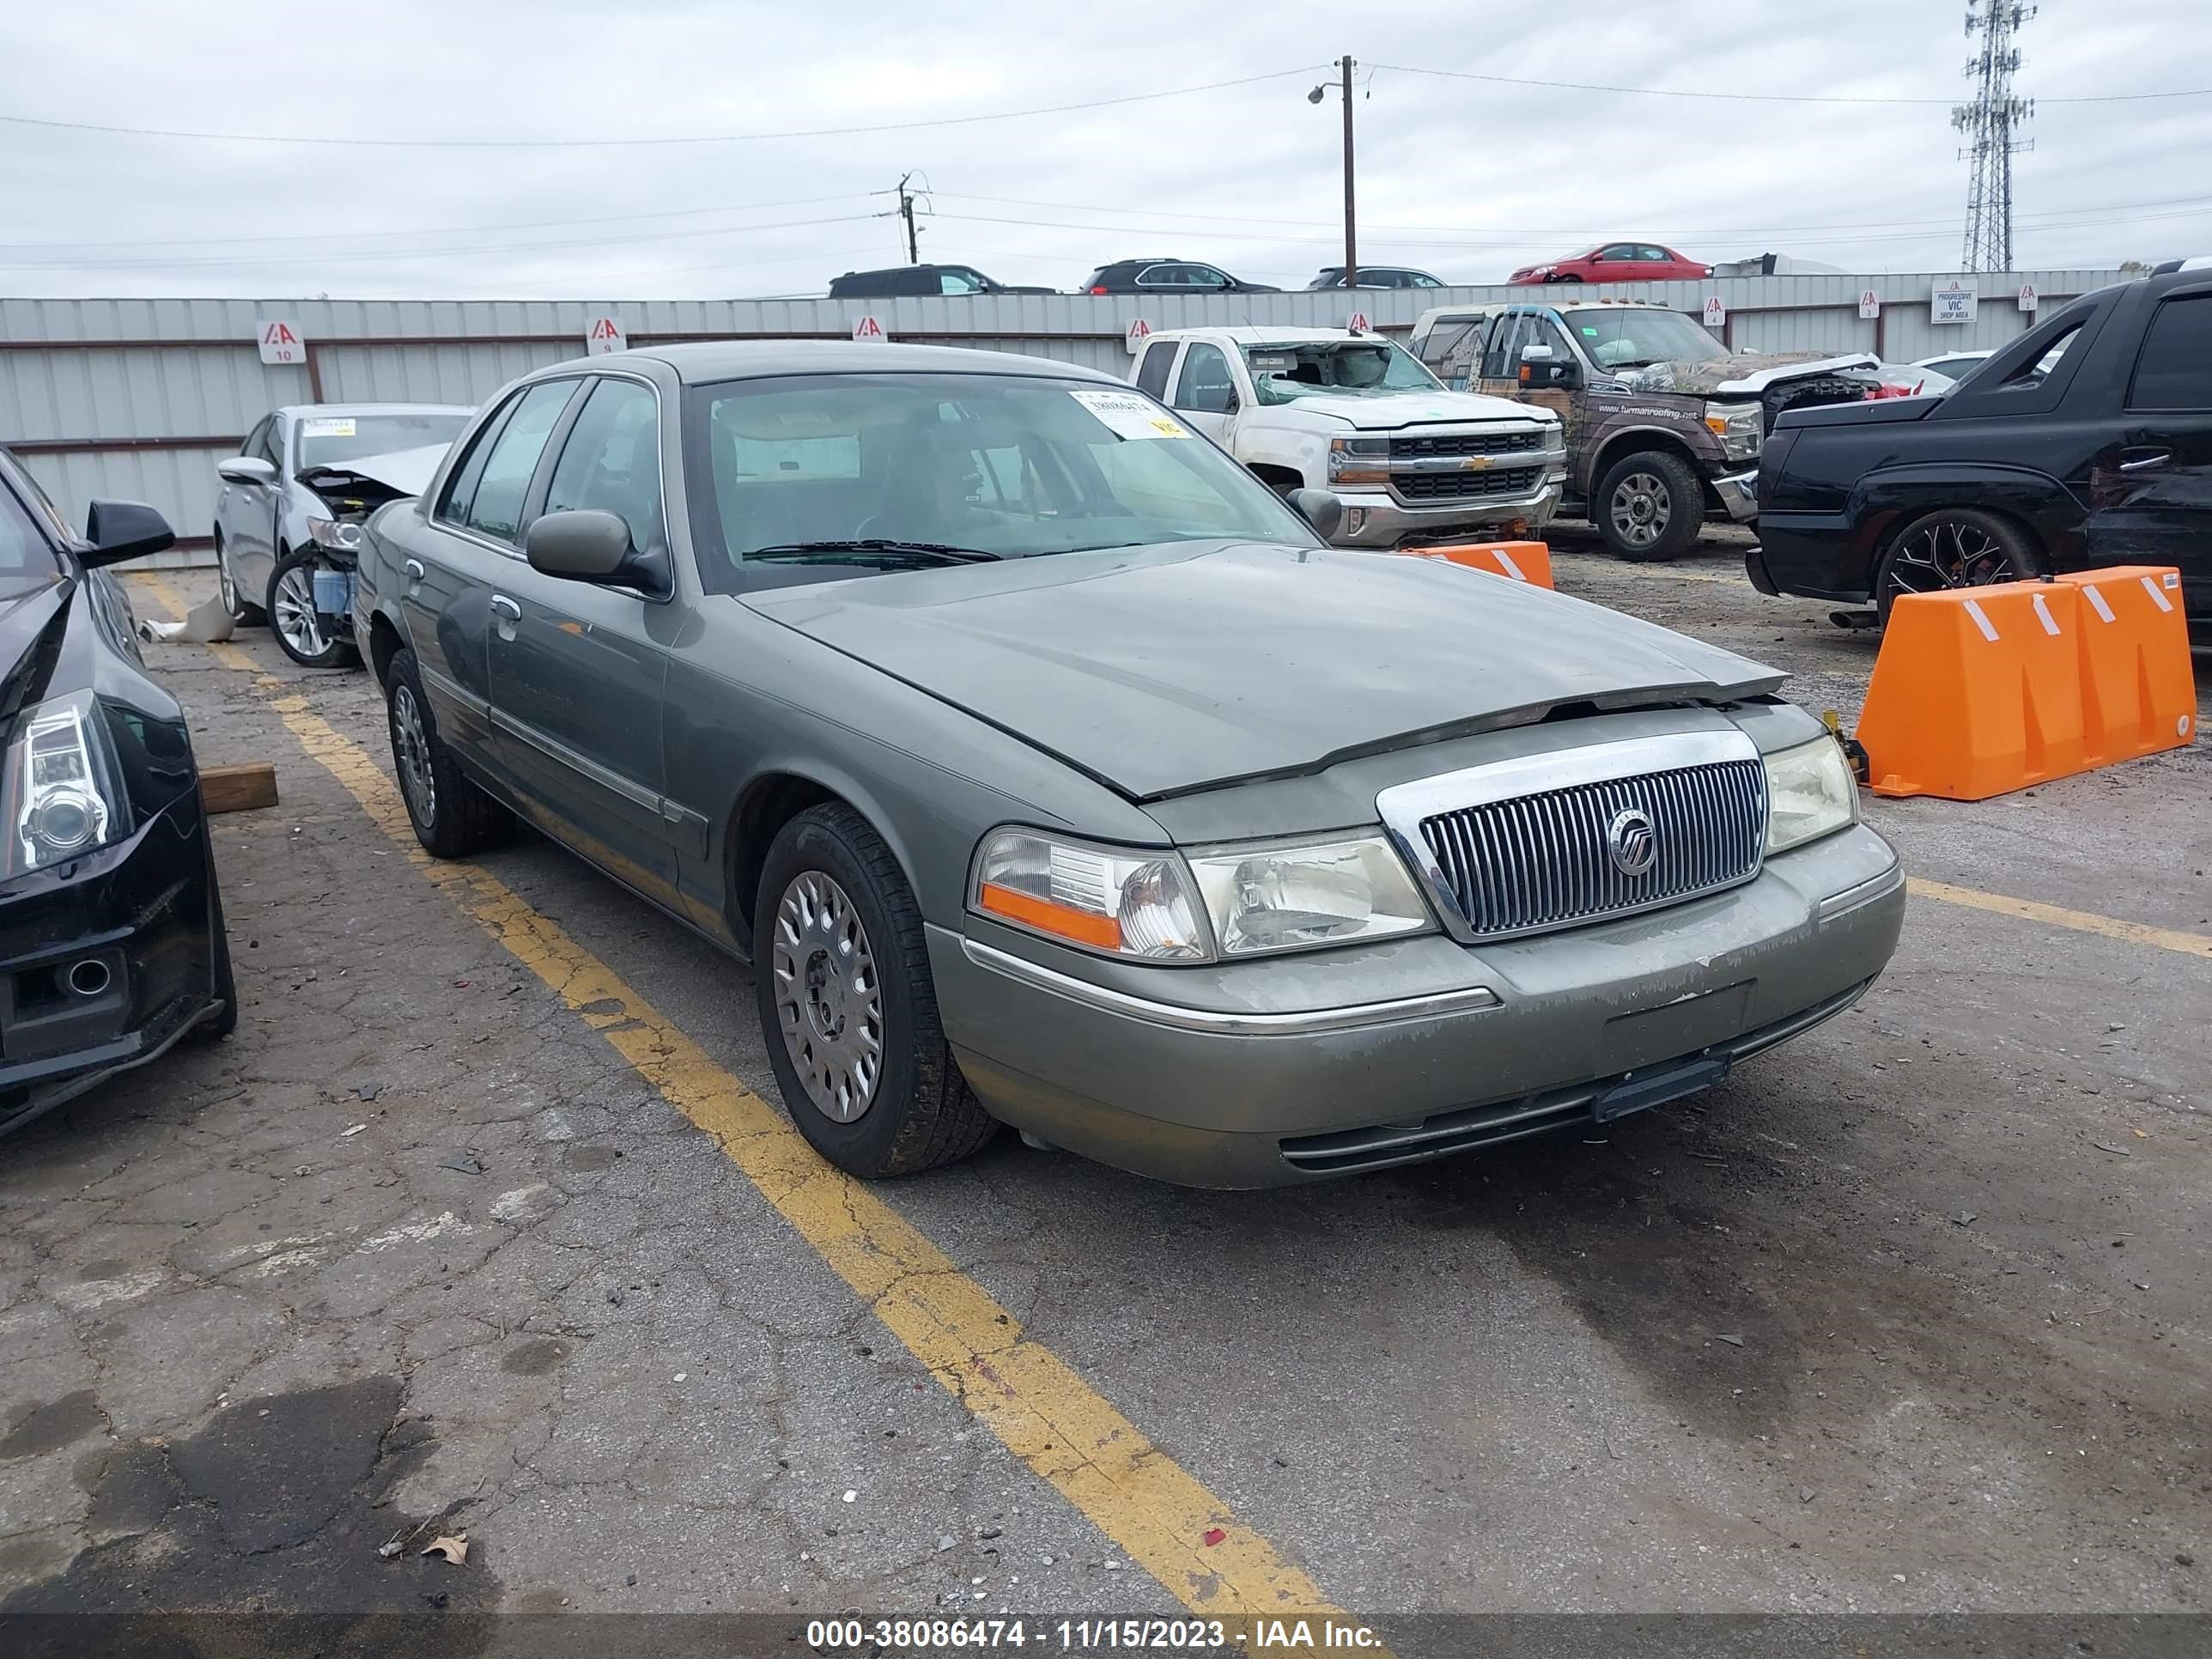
[745, 539, 1002, 565]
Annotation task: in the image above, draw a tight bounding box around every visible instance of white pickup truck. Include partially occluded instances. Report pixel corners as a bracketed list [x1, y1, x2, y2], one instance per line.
[1129, 326, 1565, 546]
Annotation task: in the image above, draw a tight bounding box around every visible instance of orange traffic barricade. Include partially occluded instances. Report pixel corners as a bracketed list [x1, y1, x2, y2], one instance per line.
[2052, 566, 2197, 764]
[1856, 579, 2087, 799]
[1395, 540, 1554, 589]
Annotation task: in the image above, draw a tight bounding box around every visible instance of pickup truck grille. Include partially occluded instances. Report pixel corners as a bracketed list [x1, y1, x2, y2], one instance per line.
[1416, 757, 1766, 939]
[1389, 430, 1547, 459]
[1394, 465, 1541, 502]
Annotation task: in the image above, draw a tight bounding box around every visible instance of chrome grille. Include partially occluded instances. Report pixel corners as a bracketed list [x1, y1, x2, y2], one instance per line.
[1414, 757, 1765, 939]
[1389, 429, 1546, 459]
[1394, 465, 1541, 502]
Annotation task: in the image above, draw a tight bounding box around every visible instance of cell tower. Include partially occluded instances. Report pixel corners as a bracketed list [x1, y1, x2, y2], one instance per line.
[1953, 3, 2036, 271]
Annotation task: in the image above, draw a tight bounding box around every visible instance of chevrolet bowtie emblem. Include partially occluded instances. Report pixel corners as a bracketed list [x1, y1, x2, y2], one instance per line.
[1460, 454, 1492, 470]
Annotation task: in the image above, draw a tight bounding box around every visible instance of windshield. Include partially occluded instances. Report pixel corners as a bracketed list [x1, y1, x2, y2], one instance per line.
[1247, 341, 1442, 404]
[688, 372, 1313, 586]
[1562, 307, 1728, 369]
[295, 412, 468, 471]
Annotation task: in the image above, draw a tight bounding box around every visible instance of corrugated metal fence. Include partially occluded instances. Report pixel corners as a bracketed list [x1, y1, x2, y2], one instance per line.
[0, 270, 2113, 562]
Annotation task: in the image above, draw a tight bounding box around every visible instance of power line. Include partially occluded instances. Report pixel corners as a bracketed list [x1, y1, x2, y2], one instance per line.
[0, 67, 1326, 149]
[1370, 59, 2207, 105]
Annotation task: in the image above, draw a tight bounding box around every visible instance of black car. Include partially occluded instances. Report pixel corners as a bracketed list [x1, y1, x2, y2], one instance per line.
[827, 264, 1054, 299]
[1082, 258, 1280, 295]
[0, 449, 235, 1136]
[1751, 267, 2212, 620]
[1305, 265, 1447, 290]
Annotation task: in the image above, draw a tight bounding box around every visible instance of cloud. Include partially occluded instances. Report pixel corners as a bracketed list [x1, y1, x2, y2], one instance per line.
[0, 0, 2203, 298]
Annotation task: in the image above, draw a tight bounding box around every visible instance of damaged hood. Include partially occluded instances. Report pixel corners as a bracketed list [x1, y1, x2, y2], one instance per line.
[295, 442, 448, 501]
[1264, 386, 1546, 431]
[1616, 351, 1881, 396]
[741, 541, 1784, 799]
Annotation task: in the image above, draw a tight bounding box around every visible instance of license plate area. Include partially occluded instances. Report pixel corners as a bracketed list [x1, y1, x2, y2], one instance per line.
[1592, 1054, 1730, 1124]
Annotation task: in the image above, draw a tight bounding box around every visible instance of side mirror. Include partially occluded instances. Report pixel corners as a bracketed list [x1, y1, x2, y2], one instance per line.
[80, 499, 176, 568]
[525, 508, 633, 581]
[216, 456, 279, 488]
[1285, 488, 1343, 540]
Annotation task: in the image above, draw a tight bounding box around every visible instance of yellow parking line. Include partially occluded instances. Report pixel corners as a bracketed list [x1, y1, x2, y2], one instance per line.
[1910, 878, 2212, 961]
[135, 574, 1376, 1639]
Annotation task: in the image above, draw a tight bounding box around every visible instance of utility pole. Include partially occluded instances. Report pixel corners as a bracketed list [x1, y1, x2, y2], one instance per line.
[1953, 4, 2036, 271]
[896, 171, 921, 264]
[1339, 55, 1357, 289]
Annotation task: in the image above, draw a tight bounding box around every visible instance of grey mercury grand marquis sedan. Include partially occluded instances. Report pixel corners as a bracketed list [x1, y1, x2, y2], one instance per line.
[352, 341, 1905, 1188]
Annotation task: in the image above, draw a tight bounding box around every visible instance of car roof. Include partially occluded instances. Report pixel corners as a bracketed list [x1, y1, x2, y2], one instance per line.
[276, 403, 475, 420]
[591, 340, 1126, 387]
[1146, 325, 1364, 345]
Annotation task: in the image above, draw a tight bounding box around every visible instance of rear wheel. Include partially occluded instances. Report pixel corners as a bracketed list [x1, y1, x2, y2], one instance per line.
[1595, 449, 1702, 563]
[385, 647, 515, 859]
[268, 547, 359, 668]
[214, 533, 264, 626]
[755, 803, 998, 1180]
[1875, 508, 2039, 624]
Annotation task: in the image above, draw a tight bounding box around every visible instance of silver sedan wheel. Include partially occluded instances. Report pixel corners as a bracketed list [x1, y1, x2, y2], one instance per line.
[391, 682, 437, 828]
[770, 870, 884, 1124]
[1608, 471, 1672, 550]
[217, 547, 241, 617]
[271, 564, 326, 659]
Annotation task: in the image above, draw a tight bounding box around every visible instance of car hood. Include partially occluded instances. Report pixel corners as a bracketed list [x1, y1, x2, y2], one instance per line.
[295, 442, 447, 501]
[1262, 386, 1549, 430]
[741, 542, 1784, 800]
[1616, 352, 1880, 396]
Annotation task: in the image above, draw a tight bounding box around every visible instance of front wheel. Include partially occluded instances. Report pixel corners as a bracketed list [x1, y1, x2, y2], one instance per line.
[1875, 508, 2039, 624]
[1595, 450, 1702, 562]
[215, 534, 264, 626]
[755, 804, 998, 1180]
[267, 547, 359, 668]
[385, 647, 515, 859]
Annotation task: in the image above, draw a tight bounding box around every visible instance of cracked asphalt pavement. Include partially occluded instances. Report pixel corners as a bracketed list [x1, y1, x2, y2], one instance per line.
[0, 547, 2204, 1650]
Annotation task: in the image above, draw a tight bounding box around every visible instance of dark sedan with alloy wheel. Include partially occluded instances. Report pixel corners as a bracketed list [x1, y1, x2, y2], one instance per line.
[1749, 266, 2212, 622]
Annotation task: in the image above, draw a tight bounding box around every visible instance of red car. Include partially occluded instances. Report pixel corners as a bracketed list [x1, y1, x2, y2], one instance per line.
[1509, 241, 1712, 285]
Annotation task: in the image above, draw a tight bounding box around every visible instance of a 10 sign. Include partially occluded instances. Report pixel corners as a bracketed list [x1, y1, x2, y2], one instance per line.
[256, 319, 306, 365]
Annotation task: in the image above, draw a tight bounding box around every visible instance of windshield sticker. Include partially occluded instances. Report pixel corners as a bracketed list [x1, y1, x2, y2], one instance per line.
[1247, 353, 1296, 373]
[300, 417, 356, 438]
[1068, 388, 1188, 440]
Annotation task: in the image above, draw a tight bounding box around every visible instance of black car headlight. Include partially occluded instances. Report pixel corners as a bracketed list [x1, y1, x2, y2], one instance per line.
[3, 690, 134, 878]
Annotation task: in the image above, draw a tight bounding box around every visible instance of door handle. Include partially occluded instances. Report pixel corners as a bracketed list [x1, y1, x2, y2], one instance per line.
[489, 594, 521, 619]
[2118, 450, 2171, 473]
[403, 558, 425, 580]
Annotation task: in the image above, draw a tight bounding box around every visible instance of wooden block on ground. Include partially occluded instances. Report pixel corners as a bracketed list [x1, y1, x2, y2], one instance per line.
[200, 762, 278, 815]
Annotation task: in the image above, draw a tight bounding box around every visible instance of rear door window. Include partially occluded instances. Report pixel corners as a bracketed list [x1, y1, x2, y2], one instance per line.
[459, 381, 579, 544]
[2127, 295, 2212, 409]
[1133, 341, 1176, 398]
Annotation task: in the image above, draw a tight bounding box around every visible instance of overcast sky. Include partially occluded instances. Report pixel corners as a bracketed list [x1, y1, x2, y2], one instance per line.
[1, 0, 2205, 300]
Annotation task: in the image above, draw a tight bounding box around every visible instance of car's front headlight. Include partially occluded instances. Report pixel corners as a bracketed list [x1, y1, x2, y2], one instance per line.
[969, 828, 1434, 962]
[1327, 437, 1389, 486]
[1763, 736, 1856, 855]
[307, 519, 362, 550]
[1186, 833, 1432, 957]
[1704, 400, 1764, 463]
[2, 690, 133, 879]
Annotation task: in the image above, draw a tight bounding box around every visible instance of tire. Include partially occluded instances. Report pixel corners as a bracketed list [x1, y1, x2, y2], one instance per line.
[385, 647, 515, 859]
[1874, 508, 2039, 625]
[1595, 449, 1703, 563]
[1556, 273, 1584, 283]
[214, 532, 265, 626]
[754, 803, 997, 1180]
[267, 546, 360, 668]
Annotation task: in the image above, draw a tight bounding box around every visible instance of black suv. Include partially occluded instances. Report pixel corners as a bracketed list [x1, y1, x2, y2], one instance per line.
[827, 264, 1054, 299]
[1082, 258, 1279, 295]
[1753, 267, 2212, 619]
[1306, 266, 1447, 290]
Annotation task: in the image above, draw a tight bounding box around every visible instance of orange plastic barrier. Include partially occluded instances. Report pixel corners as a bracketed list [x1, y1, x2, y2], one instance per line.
[1396, 540, 1554, 589]
[1856, 579, 2087, 799]
[2053, 566, 2197, 764]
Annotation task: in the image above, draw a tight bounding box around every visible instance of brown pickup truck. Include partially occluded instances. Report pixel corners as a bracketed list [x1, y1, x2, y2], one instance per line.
[1410, 299, 1885, 562]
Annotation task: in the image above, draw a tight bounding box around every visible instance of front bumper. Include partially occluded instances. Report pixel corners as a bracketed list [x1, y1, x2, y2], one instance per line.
[1333, 477, 1565, 548]
[0, 787, 227, 1137]
[1712, 468, 1761, 523]
[932, 823, 1905, 1187]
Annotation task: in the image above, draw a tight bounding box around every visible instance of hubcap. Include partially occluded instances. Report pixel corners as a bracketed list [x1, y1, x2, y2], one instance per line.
[392, 683, 437, 827]
[272, 566, 326, 658]
[1609, 472, 1671, 549]
[770, 871, 883, 1124]
[217, 548, 239, 615]
[1886, 519, 2020, 604]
